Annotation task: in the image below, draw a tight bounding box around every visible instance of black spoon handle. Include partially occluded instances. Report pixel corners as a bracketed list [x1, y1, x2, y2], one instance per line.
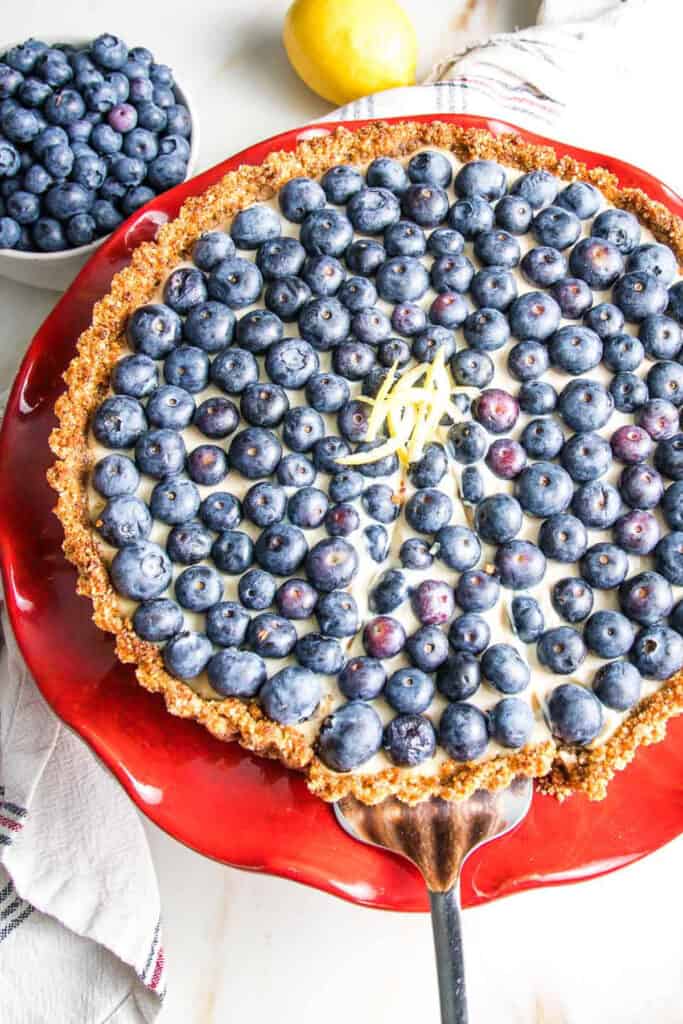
[429, 887, 468, 1024]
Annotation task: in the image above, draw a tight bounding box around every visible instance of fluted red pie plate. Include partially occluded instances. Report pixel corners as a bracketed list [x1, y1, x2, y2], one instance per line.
[2, 115, 683, 912]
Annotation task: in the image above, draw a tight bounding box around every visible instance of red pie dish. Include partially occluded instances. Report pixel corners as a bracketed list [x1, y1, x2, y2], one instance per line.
[2, 114, 683, 912]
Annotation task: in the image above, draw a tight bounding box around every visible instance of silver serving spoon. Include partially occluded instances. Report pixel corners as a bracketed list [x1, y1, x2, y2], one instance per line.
[335, 778, 533, 1024]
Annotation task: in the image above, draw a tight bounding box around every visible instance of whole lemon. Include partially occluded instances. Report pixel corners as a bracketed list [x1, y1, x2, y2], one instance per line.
[283, 0, 417, 106]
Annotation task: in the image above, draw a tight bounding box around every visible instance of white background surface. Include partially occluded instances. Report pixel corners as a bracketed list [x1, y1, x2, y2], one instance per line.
[2, 2, 682, 1022]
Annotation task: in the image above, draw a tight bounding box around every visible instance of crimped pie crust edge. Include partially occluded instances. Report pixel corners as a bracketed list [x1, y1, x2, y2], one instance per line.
[47, 119, 683, 804]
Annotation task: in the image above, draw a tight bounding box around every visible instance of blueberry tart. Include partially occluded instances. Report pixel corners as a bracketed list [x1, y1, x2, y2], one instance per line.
[49, 122, 683, 804]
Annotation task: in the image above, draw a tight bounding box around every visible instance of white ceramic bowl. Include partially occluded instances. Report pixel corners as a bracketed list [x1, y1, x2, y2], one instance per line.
[0, 35, 200, 291]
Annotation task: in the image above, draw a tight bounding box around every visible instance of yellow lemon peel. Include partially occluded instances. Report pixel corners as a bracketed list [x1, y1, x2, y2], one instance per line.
[337, 348, 472, 468]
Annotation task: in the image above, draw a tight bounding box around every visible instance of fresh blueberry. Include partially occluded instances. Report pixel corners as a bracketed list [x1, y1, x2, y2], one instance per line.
[439, 702, 489, 762]
[238, 569, 277, 611]
[584, 301, 625, 339]
[209, 530, 254, 576]
[551, 277, 593, 319]
[161, 269, 207, 316]
[520, 417, 564, 460]
[92, 453, 139, 498]
[167, 522, 213, 565]
[299, 206, 354, 257]
[338, 657, 385, 701]
[318, 701, 383, 771]
[481, 643, 530, 694]
[618, 569, 673, 628]
[407, 150, 452, 188]
[278, 176, 326, 224]
[474, 228, 520, 268]
[532, 205, 581, 250]
[613, 509, 660, 555]
[313, 589, 358, 638]
[450, 349, 494, 390]
[163, 344, 208, 393]
[548, 325, 602, 375]
[312, 434, 351, 474]
[430, 252, 474, 293]
[384, 219, 426, 257]
[515, 461, 573, 517]
[630, 624, 683, 679]
[192, 231, 235, 272]
[602, 333, 644, 374]
[261, 666, 321, 724]
[363, 615, 407, 659]
[199, 491, 242, 532]
[7, 190, 40, 224]
[385, 667, 434, 714]
[570, 237, 624, 289]
[133, 598, 184, 643]
[97, 495, 151, 547]
[495, 539, 546, 589]
[473, 494, 521, 544]
[488, 698, 533, 749]
[537, 627, 587, 674]
[345, 237, 385, 276]
[146, 385, 195, 430]
[186, 444, 228, 486]
[208, 347, 257, 397]
[495, 194, 532, 234]
[412, 324, 456, 363]
[399, 537, 433, 571]
[226, 426, 281, 480]
[473, 388, 519, 434]
[551, 577, 594, 623]
[295, 633, 344, 674]
[207, 649, 266, 698]
[376, 255, 429, 302]
[556, 181, 600, 219]
[614, 271, 668, 322]
[447, 421, 488, 464]
[662, 481, 683, 528]
[163, 630, 212, 680]
[332, 340, 376, 381]
[639, 314, 681, 360]
[558, 379, 614, 432]
[592, 661, 641, 712]
[405, 488, 452, 534]
[446, 614, 489, 655]
[669, 280, 683, 323]
[92, 395, 146, 449]
[647, 360, 683, 406]
[455, 159, 505, 201]
[134, 427, 185, 478]
[110, 540, 171, 601]
[287, 486, 328, 530]
[120, 186, 156, 217]
[150, 476, 200, 525]
[462, 307, 509, 353]
[628, 243, 677, 285]
[459, 466, 484, 506]
[654, 531, 683, 586]
[274, 578, 318, 619]
[298, 296, 350, 350]
[509, 290, 561, 341]
[560, 431, 611, 484]
[469, 270, 516, 316]
[655, 434, 683, 480]
[383, 715, 436, 768]
[391, 301, 428, 337]
[436, 650, 480, 702]
[369, 569, 410, 615]
[235, 309, 283, 353]
[572, 480, 622, 529]
[519, 381, 558, 416]
[455, 569, 500, 613]
[547, 683, 603, 743]
[175, 565, 223, 613]
[231, 204, 280, 250]
[300, 254, 344, 296]
[405, 625, 449, 673]
[182, 302, 234, 353]
[591, 208, 640, 254]
[305, 537, 357, 593]
[520, 247, 566, 290]
[208, 257, 263, 309]
[0, 215, 20, 248]
[264, 337, 318, 389]
[91, 199, 122, 233]
[510, 595, 545, 642]
[448, 196, 494, 239]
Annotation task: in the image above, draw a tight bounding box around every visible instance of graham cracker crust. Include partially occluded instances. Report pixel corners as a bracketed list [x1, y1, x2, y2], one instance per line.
[47, 120, 683, 804]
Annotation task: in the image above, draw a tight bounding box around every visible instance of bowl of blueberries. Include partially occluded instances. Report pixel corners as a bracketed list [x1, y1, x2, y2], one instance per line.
[0, 33, 199, 290]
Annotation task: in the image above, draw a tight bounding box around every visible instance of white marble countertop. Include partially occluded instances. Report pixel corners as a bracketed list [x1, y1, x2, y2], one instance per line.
[2, 1, 682, 1021]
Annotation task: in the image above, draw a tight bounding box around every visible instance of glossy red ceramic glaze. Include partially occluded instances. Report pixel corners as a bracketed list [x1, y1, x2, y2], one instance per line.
[1, 115, 683, 913]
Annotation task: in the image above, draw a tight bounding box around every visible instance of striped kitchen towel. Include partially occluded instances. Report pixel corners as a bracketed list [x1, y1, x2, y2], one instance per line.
[0, 577, 165, 1021]
[325, 0, 683, 196]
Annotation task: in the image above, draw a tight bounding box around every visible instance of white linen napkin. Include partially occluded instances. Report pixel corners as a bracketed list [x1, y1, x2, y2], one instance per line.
[0, 1, 680, 1020]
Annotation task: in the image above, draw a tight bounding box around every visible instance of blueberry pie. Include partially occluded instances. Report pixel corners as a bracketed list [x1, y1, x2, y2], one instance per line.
[49, 122, 683, 804]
